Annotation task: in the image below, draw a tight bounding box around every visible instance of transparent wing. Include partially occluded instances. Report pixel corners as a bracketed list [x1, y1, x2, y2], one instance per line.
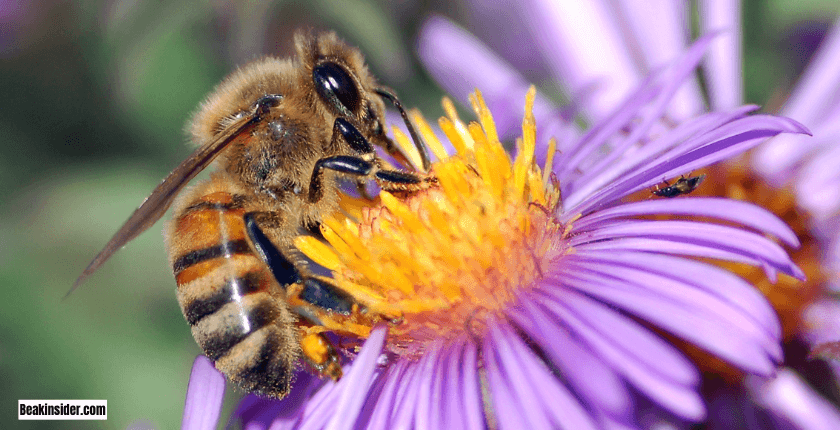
[69, 114, 257, 297]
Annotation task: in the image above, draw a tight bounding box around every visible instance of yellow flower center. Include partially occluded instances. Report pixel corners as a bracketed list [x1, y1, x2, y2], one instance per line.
[296, 88, 565, 357]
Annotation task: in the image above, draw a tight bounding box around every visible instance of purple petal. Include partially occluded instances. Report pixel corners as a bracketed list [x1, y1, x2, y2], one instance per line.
[431, 340, 455, 430]
[297, 366, 382, 430]
[389, 356, 429, 428]
[413, 343, 445, 430]
[296, 378, 341, 430]
[779, 18, 840, 126]
[233, 371, 324, 430]
[752, 19, 840, 180]
[555, 31, 717, 186]
[612, 0, 704, 119]
[804, 299, 840, 346]
[794, 131, 840, 219]
[490, 320, 601, 429]
[573, 198, 800, 247]
[182, 355, 226, 430]
[569, 249, 781, 340]
[518, 0, 642, 120]
[360, 360, 410, 429]
[460, 338, 485, 430]
[747, 369, 840, 430]
[461, 0, 553, 78]
[549, 263, 779, 374]
[416, 15, 579, 166]
[416, 15, 572, 141]
[564, 105, 757, 203]
[324, 325, 387, 430]
[699, 0, 743, 109]
[506, 297, 634, 422]
[528, 289, 705, 420]
[542, 288, 699, 385]
[483, 318, 552, 430]
[571, 115, 809, 213]
[557, 254, 782, 358]
[581, 238, 785, 278]
[569, 220, 803, 280]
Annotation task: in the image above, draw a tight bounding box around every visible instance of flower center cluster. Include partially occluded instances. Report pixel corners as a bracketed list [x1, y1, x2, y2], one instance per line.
[296, 88, 565, 357]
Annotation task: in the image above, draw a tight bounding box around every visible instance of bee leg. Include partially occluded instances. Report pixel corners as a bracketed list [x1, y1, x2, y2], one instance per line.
[309, 155, 375, 203]
[300, 331, 342, 380]
[244, 213, 300, 286]
[313, 119, 433, 203]
[374, 169, 437, 193]
[308, 155, 432, 204]
[332, 117, 374, 153]
[375, 87, 432, 172]
[245, 213, 380, 380]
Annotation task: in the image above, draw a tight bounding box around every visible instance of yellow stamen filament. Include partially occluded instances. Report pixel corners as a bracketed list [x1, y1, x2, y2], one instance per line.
[390, 126, 424, 171]
[409, 110, 448, 162]
[299, 87, 566, 357]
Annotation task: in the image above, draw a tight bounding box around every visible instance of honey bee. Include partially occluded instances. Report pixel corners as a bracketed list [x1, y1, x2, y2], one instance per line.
[73, 31, 435, 398]
[652, 174, 706, 198]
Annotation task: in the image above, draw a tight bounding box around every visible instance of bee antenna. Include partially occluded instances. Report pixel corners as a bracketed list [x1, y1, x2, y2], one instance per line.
[375, 88, 431, 172]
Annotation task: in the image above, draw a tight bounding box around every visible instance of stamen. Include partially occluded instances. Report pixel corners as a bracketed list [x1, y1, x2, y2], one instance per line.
[298, 87, 566, 357]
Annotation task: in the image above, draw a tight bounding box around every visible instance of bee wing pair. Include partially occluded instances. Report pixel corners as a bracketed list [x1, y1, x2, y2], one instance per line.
[69, 112, 259, 297]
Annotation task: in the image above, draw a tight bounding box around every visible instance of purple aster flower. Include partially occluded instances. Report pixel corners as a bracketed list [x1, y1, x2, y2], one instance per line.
[419, 2, 840, 428]
[176, 31, 813, 429]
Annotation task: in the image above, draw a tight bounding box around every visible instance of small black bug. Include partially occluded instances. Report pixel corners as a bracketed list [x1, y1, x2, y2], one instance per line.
[652, 174, 706, 198]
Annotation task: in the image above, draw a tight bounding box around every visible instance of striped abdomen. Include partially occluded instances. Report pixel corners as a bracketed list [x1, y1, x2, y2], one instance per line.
[168, 186, 298, 398]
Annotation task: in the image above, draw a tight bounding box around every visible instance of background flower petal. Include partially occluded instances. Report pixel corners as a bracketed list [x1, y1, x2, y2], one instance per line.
[182, 355, 225, 430]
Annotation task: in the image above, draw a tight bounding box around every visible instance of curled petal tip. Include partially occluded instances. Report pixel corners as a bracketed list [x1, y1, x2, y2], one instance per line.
[786, 117, 812, 135]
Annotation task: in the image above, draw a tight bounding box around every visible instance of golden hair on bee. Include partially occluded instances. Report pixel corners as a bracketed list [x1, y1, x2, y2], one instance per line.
[73, 30, 434, 398]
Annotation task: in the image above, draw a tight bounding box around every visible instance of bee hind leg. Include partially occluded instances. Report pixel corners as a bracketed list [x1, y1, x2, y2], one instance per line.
[245, 213, 389, 380]
[299, 330, 342, 380]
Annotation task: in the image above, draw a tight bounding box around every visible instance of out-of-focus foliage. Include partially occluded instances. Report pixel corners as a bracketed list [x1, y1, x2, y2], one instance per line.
[0, 0, 835, 428]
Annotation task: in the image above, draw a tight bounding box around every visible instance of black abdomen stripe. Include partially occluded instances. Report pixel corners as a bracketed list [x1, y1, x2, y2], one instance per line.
[173, 239, 252, 274]
[192, 293, 279, 361]
[216, 324, 297, 398]
[183, 272, 266, 325]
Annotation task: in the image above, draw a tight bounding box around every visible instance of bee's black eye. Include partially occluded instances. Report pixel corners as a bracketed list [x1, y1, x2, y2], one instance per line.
[313, 62, 361, 115]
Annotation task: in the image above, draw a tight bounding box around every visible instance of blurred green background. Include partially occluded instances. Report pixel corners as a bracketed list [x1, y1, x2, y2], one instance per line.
[1, 0, 837, 428]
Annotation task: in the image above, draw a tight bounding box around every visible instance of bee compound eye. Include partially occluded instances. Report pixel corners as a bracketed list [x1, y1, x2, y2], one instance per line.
[313, 62, 361, 115]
